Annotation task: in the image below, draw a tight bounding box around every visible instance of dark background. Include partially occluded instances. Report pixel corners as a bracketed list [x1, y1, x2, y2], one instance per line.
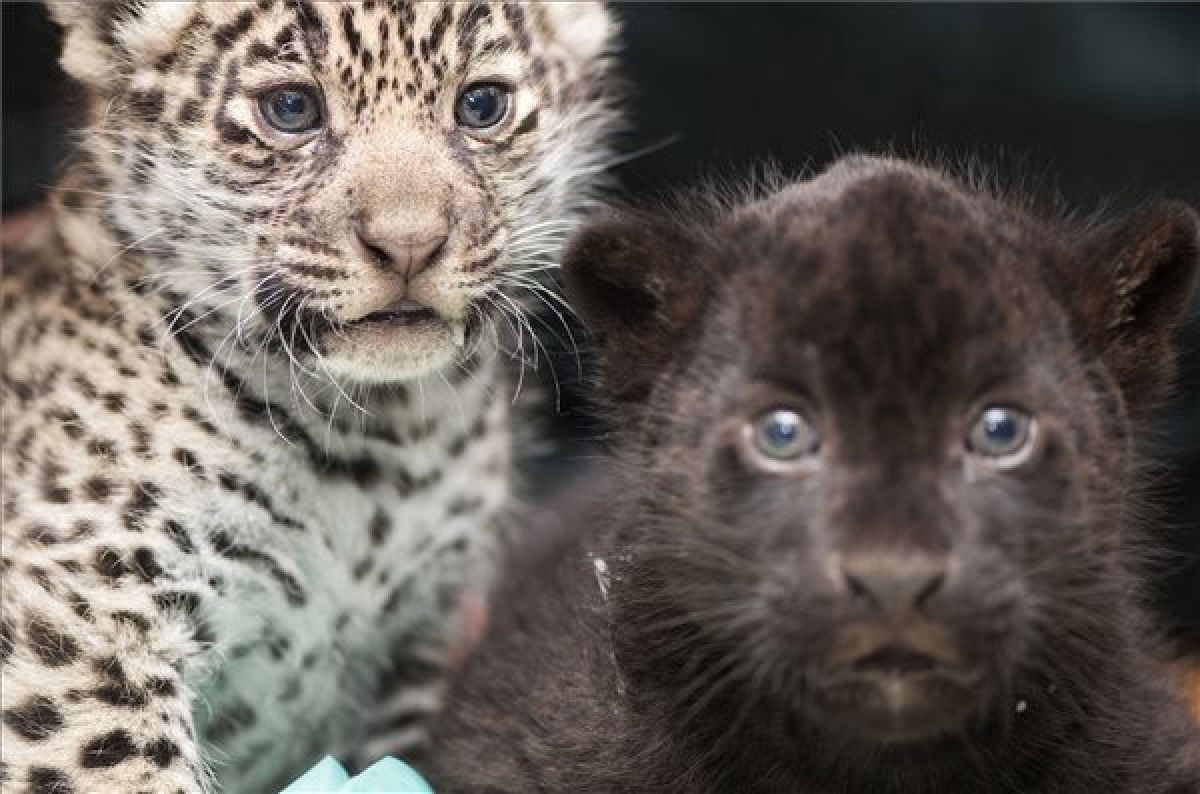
[4, 3, 1199, 639]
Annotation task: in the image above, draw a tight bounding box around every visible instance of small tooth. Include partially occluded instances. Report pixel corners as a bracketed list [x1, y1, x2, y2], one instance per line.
[451, 321, 466, 347]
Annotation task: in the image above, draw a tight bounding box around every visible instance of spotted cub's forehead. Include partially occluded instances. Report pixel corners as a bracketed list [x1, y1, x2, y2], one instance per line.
[221, 4, 581, 90]
[94, 2, 604, 118]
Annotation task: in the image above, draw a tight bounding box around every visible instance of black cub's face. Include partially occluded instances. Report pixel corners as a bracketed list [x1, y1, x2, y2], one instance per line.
[565, 158, 1199, 747]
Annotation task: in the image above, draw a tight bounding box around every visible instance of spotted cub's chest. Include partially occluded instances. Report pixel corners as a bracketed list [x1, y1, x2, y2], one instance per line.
[165, 385, 510, 788]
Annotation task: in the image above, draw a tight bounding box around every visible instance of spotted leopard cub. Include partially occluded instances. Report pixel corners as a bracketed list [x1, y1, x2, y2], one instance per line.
[1, 2, 617, 792]
[423, 158, 1200, 793]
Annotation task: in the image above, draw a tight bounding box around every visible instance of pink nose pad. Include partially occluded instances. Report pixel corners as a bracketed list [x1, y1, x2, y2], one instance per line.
[356, 217, 449, 281]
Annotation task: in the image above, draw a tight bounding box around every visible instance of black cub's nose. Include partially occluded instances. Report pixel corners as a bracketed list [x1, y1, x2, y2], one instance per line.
[838, 553, 947, 615]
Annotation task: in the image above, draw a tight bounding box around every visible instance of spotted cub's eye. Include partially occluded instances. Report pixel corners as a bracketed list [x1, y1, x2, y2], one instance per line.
[749, 409, 820, 463]
[966, 406, 1035, 460]
[259, 86, 322, 134]
[455, 82, 512, 130]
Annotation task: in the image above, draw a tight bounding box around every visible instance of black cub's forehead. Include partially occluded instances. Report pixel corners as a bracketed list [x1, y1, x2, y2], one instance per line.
[722, 170, 1064, 400]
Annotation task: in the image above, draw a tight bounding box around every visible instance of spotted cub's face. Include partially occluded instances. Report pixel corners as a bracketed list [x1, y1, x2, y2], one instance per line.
[565, 158, 1199, 749]
[50, 0, 616, 381]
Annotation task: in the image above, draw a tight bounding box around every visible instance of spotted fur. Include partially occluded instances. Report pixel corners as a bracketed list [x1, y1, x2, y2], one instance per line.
[1, 2, 618, 792]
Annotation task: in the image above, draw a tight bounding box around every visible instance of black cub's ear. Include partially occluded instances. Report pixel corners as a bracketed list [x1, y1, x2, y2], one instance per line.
[1069, 200, 1200, 417]
[563, 212, 708, 404]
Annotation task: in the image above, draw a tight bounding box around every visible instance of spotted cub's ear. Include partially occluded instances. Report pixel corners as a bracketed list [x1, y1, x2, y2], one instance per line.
[564, 211, 709, 404]
[539, 2, 617, 64]
[44, 0, 195, 91]
[1067, 200, 1200, 417]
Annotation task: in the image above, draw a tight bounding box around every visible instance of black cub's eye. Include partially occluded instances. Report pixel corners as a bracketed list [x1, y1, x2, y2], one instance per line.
[966, 406, 1034, 460]
[749, 409, 820, 463]
[260, 86, 322, 134]
[455, 82, 512, 130]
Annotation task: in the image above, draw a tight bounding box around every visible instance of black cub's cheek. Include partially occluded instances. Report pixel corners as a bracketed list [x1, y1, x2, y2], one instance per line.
[970, 434, 1083, 556]
[710, 444, 759, 494]
[706, 444, 799, 528]
[1021, 435, 1088, 514]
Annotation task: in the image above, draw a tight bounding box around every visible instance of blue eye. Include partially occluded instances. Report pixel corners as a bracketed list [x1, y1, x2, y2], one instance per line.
[260, 86, 322, 133]
[751, 409, 820, 462]
[967, 406, 1034, 459]
[455, 82, 512, 130]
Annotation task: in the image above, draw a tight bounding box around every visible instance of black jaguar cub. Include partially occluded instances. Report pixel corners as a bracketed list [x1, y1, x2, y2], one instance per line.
[419, 156, 1200, 793]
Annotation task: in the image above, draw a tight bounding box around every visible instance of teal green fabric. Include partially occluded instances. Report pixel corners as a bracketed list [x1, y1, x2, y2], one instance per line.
[282, 756, 434, 793]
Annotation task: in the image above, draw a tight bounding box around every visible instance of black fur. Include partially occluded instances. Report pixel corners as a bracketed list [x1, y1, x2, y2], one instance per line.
[420, 156, 1200, 793]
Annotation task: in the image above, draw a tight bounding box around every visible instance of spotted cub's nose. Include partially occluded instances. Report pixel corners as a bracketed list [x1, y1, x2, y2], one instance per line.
[356, 212, 449, 281]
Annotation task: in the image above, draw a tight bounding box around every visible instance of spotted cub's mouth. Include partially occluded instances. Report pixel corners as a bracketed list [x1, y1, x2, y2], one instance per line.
[309, 293, 492, 381]
[321, 297, 476, 361]
[347, 299, 441, 329]
[338, 298, 466, 347]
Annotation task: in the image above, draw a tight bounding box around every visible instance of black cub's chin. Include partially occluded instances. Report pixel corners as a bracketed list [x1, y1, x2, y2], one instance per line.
[809, 643, 987, 744]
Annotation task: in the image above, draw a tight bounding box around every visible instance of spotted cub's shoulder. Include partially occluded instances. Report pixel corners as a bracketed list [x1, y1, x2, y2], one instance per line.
[2, 2, 621, 792]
